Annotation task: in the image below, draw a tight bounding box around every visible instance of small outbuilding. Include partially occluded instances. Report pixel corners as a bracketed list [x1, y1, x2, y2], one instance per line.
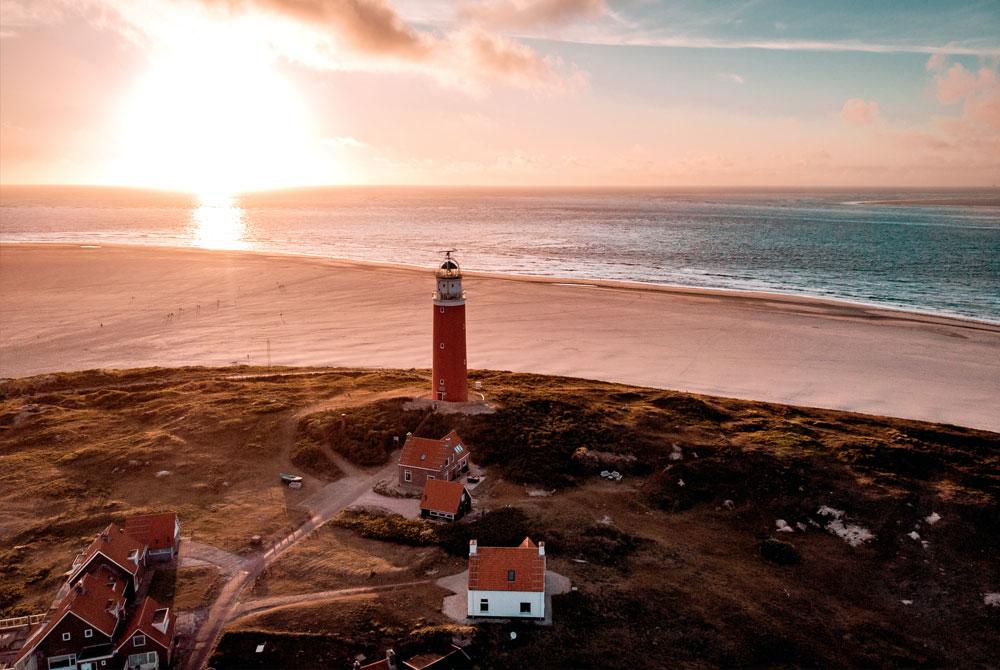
[419, 480, 472, 521]
[467, 537, 546, 620]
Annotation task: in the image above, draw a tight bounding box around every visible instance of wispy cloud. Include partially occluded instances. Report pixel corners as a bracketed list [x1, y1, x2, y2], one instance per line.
[553, 35, 1000, 57]
[458, 0, 606, 30]
[841, 98, 880, 125]
[716, 72, 744, 84]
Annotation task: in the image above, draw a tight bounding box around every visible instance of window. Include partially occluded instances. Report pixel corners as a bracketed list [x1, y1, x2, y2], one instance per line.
[62, 632, 71, 641]
[479, 598, 489, 612]
[85, 628, 93, 638]
[404, 470, 412, 482]
[48, 655, 77, 669]
[439, 307, 445, 313]
[133, 633, 146, 647]
[520, 602, 532, 613]
[439, 342, 445, 349]
[127, 652, 157, 667]
[428, 475, 435, 480]
[507, 569, 516, 581]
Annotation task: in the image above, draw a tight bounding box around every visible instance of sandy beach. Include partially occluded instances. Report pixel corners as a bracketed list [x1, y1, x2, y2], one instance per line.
[1, 243, 998, 431]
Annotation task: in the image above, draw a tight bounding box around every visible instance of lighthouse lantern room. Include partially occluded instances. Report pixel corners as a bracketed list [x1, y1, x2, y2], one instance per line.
[432, 250, 468, 402]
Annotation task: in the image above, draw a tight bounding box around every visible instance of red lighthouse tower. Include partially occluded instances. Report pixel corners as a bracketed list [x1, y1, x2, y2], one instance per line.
[432, 251, 468, 402]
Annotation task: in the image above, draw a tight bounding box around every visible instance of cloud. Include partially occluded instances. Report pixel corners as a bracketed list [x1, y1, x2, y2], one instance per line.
[934, 62, 1000, 129]
[243, 0, 431, 58]
[716, 72, 744, 84]
[841, 98, 880, 125]
[458, 0, 605, 29]
[93, 0, 585, 94]
[925, 52, 948, 72]
[557, 34, 1000, 57]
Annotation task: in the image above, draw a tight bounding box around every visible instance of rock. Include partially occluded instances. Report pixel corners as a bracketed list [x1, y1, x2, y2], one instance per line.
[723, 499, 735, 510]
[759, 538, 801, 565]
[775, 519, 794, 533]
[155, 470, 172, 477]
[925, 512, 941, 525]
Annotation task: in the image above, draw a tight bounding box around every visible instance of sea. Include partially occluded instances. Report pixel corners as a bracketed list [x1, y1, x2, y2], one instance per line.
[2, 186, 999, 323]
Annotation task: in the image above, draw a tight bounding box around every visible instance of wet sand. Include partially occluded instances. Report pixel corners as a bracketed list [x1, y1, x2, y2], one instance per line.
[1, 243, 998, 431]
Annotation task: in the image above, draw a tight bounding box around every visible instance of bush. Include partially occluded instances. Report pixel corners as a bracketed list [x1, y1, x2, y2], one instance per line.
[332, 509, 437, 546]
[289, 440, 341, 480]
[436, 507, 534, 556]
[299, 399, 426, 467]
[465, 395, 643, 488]
[758, 538, 801, 565]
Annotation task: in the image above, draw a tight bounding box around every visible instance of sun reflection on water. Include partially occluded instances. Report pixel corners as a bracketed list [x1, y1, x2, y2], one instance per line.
[191, 193, 248, 250]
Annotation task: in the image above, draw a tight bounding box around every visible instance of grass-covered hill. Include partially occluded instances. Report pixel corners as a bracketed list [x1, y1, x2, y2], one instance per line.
[1, 367, 998, 668]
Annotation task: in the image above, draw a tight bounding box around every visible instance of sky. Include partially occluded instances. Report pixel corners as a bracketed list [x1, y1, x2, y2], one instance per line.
[1, 0, 999, 191]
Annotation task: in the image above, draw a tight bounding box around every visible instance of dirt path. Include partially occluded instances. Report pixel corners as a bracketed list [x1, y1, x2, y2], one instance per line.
[178, 540, 248, 576]
[182, 454, 402, 670]
[228, 578, 436, 622]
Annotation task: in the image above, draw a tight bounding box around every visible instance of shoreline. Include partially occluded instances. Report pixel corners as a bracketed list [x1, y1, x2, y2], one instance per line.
[2, 242, 999, 431]
[4, 241, 997, 330]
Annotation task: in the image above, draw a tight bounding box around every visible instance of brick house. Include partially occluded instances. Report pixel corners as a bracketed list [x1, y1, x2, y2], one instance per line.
[113, 596, 175, 670]
[14, 515, 177, 670]
[14, 570, 127, 670]
[67, 524, 148, 598]
[398, 430, 470, 488]
[419, 480, 472, 521]
[123, 513, 180, 562]
[467, 537, 546, 620]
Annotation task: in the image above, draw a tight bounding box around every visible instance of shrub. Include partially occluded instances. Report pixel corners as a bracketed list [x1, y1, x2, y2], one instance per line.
[300, 399, 426, 467]
[289, 440, 341, 480]
[436, 507, 534, 556]
[758, 538, 801, 565]
[332, 509, 437, 546]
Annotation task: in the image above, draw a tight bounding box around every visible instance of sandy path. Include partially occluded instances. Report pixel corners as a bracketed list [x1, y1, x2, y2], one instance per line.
[2, 244, 998, 431]
[228, 578, 435, 621]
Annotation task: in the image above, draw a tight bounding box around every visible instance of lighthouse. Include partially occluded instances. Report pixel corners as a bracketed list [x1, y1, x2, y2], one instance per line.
[432, 251, 468, 402]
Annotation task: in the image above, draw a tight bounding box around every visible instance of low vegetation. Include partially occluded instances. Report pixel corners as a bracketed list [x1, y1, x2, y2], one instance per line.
[3, 366, 1000, 668]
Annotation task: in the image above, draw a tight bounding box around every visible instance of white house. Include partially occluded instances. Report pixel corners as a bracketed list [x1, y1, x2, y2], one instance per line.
[467, 537, 545, 620]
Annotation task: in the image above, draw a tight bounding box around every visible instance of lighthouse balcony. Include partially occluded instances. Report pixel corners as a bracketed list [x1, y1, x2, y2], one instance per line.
[433, 290, 466, 302]
[435, 268, 462, 279]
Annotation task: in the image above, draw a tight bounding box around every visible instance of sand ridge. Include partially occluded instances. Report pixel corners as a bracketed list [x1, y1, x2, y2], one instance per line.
[1, 243, 998, 431]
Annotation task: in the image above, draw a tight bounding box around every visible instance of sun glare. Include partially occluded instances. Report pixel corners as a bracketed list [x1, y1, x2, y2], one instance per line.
[191, 193, 248, 250]
[108, 22, 328, 194]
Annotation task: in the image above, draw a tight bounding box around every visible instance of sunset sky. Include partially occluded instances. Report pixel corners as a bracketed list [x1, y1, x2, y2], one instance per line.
[1, 0, 998, 192]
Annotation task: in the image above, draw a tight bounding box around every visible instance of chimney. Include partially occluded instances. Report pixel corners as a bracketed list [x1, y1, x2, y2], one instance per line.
[353, 662, 361, 670]
[469, 539, 477, 556]
[538, 541, 545, 557]
[74, 580, 86, 595]
[386, 648, 399, 670]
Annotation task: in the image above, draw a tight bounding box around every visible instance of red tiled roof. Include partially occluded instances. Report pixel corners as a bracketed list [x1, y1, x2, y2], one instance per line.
[399, 430, 467, 470]
[468, 537, 545, 593]
[115, 596, 173, 652]
[361, 659, 390, 670]
[69, 523, 146, 584]
[16, 571, 126, 663]
[124, 512, 178, 551]
[419, 480, 468, 515]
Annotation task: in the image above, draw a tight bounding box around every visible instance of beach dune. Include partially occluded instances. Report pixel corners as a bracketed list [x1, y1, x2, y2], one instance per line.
[1, 244, 998, 432]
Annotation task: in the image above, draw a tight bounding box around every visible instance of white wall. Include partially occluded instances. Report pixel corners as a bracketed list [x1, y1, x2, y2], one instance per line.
[467, 589, 545, 619]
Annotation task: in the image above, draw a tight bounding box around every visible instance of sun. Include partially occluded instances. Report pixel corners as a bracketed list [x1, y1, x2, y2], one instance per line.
[107, 23, 328, 194]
